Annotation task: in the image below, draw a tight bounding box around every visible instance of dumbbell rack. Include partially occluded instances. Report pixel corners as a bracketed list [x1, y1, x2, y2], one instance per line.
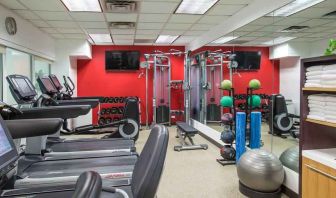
[97, 97, 127, 125]
[217, 88, 236, 166]
[170, 80, 185, 123]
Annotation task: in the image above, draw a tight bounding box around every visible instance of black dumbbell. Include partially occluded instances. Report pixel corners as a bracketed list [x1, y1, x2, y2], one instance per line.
[118, 106, 124, 114]
[106, 108, 111, 115]
[120, 97, 125, 103]
[100, 108, 106, 115]
[98, 117, 105, 125]
[110, 107, 117, 114]
[105, 117, 112, 124]
[103, 97, 109, 103]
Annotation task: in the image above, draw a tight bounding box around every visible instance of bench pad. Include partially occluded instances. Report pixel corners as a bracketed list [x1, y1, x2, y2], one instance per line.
[176, 122, 198, 135]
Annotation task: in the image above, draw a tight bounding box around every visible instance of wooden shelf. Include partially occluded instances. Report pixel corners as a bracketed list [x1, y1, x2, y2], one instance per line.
[302, 87, 336, 92]
[306, 118, 336, 128]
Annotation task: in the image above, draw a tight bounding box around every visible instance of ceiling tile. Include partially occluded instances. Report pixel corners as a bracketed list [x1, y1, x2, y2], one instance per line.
[160, 30, 185, 35]
[235, 25, 263, 32]
[112, 35, 134, 40]
[235, 36, 258, 41]
[70, 12, 105, 22]
[136, 29, 161, 35]
[134, 43, 153, 46]
[138, 23, 165, 30]
[15, 10, 40, 20]
[299, 19, 335, 27]
[198, 15, 229, 24]
[18, 0, 66, 11]
[183, 30, 206, 36]
[190, 23, 214, 31]
[255, 25, 287, 32]
[63, 34, 87, 39]
[243, 32, 268, 37]
[40, 27, 58, 33]
[50, 33, 65, 38]
[208, 4, 246, 15]
[135, 34, 158, 39]
[231, 31, 249, 36]
[249, 17, 282, 26]
[138, 14, 170, 23]
[218, 0, 252, 4]
[111, 29, 136, 34]
[48, 20, 78, 28]
[114, 39, 134, 45]
[274, 17, 309, 26]
[302, 26, 333, 33]
[57, 28, 83, 34]
[140, 2, 178, 14]
[314, 0, 336, 8]
[34, 11, 71, 21]
[79, 21, 107, 28]
[85, 28, 110, 34]
[173, 36, 195, 44]
[0, 0, 26, 9]
[289, 32, 313, 37]
[105, 13, 138, 22]
[164, 23, 192, 30]
[29, 19, 50, 27]
[169, 15, 202, 23]
[290, 7, 336, 18]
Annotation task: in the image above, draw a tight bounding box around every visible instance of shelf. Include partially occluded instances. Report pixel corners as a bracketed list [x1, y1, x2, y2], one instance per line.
[302, 87, 336, 92]
[306, 118, 336, 128]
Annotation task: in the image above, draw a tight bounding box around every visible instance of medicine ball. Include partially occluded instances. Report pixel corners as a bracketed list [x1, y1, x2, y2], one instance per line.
[220, 130, 235, 144]
[220, 145, 236, 160]
[220, 96, 233, 108]
[220, 80, 232, 90]
[249, 79, 261, 90]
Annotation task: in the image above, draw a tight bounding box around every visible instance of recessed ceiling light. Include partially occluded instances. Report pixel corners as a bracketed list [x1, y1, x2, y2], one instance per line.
[175, 0, 219, 15]
[262, 36, 296, 46]
[212, 36, 239, 44]
[89, 34, 112, 43]
[156, 35, 179, 44]
[61, 0, 102, 12]
[269, 0, 325, 17]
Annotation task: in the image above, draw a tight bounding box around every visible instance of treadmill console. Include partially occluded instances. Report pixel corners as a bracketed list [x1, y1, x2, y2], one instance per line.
[0, 116, 18, 179]
[37, 76, 58, 95]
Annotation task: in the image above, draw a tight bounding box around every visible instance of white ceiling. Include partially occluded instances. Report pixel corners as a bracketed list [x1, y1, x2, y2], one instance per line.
[0, 0, 335, 46]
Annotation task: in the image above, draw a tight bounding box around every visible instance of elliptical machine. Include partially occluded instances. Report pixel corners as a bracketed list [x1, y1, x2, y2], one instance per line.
[269, 94, 300, 139]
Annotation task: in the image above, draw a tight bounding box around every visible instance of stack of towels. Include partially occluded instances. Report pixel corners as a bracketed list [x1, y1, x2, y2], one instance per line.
[307, 94, 336, 123]
[305, 64, 336, 88]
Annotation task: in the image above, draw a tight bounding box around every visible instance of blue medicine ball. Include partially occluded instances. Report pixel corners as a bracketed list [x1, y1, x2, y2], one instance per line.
[220, 130, 235, 144]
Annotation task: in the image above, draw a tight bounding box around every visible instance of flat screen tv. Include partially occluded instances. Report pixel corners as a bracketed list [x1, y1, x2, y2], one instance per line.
[105, 51, 140, 70]
[234, 51, 261, 70]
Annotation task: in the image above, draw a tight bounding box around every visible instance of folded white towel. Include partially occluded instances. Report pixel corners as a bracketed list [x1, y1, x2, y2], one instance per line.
[326, 101, 336, 107]
[305, 83, 321, 87]
[309, 100, 326, 106]
[308, 95, 327, 101]
[322, 85, 336, 88]
[307, 114, 326, 121]
[323, 70, 336, 75]
[306, 75, 322, 80]
[306, 79, 321, 83]
[326, 96, 336, 103]
[324, 111, 336, 117]
[306, 71, 323, 76]
[321, 74, 336, 80]
[307, 66, 323, 72]
[323, 64, 336, 71]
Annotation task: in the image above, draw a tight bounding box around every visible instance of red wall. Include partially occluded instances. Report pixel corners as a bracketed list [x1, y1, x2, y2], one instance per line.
[77, 45, 279, 124]
[77, 45, 185, 124]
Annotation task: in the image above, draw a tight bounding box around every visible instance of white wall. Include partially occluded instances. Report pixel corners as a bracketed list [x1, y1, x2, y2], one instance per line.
[0, 4, 55, 60]
[310, 39, 330, 57]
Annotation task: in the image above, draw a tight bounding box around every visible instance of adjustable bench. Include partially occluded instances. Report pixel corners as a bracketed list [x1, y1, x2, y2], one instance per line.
[174, 122, 208, 152]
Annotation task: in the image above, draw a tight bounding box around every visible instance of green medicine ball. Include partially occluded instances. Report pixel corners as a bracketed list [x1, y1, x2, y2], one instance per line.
[220, 80, 232, 90]
[220, 96, 233, 107]
[248, 95, 261, 108]
[249, 79, 261, 89]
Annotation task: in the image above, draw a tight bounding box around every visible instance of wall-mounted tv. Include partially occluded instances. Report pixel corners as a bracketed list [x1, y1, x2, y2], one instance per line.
[234, 51, 261, 70]
[105, 51, 140, 70]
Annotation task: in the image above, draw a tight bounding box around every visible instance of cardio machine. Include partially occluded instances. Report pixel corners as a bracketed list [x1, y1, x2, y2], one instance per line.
[0, 115, 169, 197]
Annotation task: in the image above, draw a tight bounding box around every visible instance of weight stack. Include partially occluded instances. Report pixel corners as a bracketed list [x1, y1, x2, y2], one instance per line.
[156, 105, 170, 124]
[206, 104, 221, 121]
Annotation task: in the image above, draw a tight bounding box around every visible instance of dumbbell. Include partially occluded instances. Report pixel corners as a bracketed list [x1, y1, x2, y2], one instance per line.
[98, 117, 105, 125]
[110, 107, 118, 114]
[105, 117, 112, 124]
[120, 97, 125, 103]
[113, 117, 121, 122]
[105, 108, 111, 115]
[118, 106, 124, 114]
[103, 97, 109, 103]
[100, 108, 106, 115]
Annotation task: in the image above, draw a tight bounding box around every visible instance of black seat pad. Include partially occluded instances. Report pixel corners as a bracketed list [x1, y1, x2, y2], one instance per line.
[176, 122, 198, 134]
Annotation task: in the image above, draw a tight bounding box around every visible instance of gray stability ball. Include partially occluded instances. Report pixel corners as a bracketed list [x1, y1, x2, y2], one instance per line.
[280, 146, 299, 173]
[237, 149, 285, 192]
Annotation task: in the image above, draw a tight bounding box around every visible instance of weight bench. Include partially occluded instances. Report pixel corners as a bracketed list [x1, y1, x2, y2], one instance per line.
[174, 121, 208, 152]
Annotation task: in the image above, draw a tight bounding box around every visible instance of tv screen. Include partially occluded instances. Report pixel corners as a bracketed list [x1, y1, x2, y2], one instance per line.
[234, 51, 261, 70]
[105, 51, 140, 70]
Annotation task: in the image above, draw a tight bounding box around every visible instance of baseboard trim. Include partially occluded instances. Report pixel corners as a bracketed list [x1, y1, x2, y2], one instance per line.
[282, 185, 299, 198]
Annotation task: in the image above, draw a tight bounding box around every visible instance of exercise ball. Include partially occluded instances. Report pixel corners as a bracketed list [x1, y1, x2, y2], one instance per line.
[220, 96, 233, 107]
[237, 149, 284, 192]
[220, 130, 235, 144]
[249, 79, 261, 89]
[248, 95, 261, 108]
[280, 146, 299, 173]
[220, 80, 232, 90]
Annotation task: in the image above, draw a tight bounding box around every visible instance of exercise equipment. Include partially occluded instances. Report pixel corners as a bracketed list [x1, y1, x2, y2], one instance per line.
[248, 95, 261, 108]
[174, 121, 208, 151]
[220, 96, 233, 107]
[249, 112, 262, 149]
[220, 145, 236, 160]
[220, 80, 232, 90]
[280, 146, 299, 173]
[249, 79, 261, 89]
[220, 128, 235, 144]
[235, 112, 246, 161]
[237, 149, 284, 198]
[269, 94, 300, 138]
[221, 113, 233, 124]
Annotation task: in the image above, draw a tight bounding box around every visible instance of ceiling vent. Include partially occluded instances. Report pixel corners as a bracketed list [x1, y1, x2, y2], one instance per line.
[281, 26, 310, 32]
[110, 22, 136, 29]
[323, 10, 336, 18]
[105, 0, 137, 13]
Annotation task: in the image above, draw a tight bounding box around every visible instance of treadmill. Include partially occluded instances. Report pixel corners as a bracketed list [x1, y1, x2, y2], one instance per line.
[0, 122, 168, 198]
[0, 115, 137, 189]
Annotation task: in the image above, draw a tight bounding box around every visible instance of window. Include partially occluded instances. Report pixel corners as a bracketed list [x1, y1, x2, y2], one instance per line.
[3, 48, 31, 105]
[32, 57, 51, 95]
